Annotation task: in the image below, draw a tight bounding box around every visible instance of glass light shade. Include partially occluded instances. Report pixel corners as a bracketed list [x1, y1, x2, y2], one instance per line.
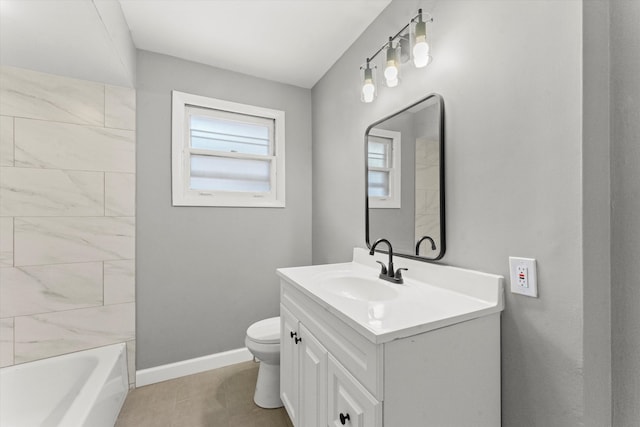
[411, 13, 432, 68]
[360, 62, 377, 103]
[399, 37, 411, 63]
[384, 42, 400, 87]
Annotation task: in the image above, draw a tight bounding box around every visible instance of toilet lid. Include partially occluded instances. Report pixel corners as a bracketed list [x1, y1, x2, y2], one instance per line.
[247, 317, 280, 344]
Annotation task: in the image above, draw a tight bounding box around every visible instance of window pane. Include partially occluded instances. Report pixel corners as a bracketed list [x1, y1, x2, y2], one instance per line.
[190, 115, 272, 156]
[368, 170, 389, 197]
[190, 155, 271, 193]
[368, 135, 392, 168]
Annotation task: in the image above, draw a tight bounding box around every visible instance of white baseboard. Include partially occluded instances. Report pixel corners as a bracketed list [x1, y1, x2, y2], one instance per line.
[135, 347, 253, 387]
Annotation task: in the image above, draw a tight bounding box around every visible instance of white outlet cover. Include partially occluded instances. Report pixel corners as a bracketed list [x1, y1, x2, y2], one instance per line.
[509, 257, 538, 297]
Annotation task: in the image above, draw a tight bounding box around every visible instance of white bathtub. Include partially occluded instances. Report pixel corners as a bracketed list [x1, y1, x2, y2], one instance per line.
[0, 343, 129, 427]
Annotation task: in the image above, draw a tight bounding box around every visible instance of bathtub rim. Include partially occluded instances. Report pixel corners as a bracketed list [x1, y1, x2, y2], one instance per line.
[0, 342, 129, 427]
[60, 342, 128, 426]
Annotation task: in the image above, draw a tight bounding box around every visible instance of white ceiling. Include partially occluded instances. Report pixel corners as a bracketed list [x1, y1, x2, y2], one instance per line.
[0, 0, 391, 88]
[120, 0, 391, 88]
[0, 0, 136, 86]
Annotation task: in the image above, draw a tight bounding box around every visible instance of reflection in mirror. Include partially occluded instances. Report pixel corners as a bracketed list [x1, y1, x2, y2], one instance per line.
[366, 93, 445, 261]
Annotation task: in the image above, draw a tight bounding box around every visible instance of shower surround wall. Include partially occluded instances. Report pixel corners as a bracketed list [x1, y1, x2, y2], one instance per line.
[0, 66, 136, 385]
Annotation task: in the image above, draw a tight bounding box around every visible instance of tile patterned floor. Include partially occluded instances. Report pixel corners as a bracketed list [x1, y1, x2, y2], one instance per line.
[115, 361, 293, 427]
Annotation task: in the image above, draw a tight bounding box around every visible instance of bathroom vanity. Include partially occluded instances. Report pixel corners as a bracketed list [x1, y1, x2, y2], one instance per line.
[278, 248, 504, 426]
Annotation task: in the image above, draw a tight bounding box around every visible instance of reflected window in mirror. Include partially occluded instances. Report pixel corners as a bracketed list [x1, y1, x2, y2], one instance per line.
[365, 93, 445, 261]
[367, 129, 401, 208]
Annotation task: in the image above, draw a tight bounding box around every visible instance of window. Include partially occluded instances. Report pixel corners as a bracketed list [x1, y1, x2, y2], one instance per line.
[367, 129, 401, 208]
[172, 91, 285, 207]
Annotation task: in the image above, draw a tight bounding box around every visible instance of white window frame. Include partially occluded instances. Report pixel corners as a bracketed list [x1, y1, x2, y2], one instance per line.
[172, 90, 285, 207]
[368, 128, 401, 209]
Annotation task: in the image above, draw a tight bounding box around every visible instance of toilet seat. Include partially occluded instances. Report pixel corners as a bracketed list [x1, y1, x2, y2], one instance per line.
[246, 317, 280, 344]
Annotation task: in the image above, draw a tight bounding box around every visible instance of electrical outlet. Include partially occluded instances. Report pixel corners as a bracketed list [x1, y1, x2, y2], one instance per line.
[509, 257, 537, 297]
[516, 265, 528, 287]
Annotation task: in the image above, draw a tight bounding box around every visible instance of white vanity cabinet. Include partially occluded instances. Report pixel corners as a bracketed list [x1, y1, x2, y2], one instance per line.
[280, 305, 300, 425]
[278, 248, 504, 427]
[280, 285, 382, 427]
[281, 305, 328, 427]
[327, 354, 380, 427]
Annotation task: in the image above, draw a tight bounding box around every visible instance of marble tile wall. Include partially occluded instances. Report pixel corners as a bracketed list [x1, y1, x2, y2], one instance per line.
[0, 66, 136, 384]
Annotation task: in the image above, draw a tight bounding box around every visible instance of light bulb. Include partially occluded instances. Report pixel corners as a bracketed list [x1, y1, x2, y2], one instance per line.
[384, 39, 399, 87]
[413, 37, 430, 68]
[412, 13, 430, 68]
[384, 63, 398, 81]
[361, 62, 376, 103]
[362, 81, 375, 103]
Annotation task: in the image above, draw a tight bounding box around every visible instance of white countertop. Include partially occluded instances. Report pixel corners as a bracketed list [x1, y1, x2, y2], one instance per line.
[277, 248, 504, 344]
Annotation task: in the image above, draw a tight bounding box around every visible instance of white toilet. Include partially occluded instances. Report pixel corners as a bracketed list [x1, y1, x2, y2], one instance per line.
[245, 316, 283, 408]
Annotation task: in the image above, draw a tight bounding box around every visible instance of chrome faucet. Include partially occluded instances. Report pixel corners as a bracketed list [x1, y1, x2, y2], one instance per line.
[415, 235, 436, 256]
[369, 238, 407, 284]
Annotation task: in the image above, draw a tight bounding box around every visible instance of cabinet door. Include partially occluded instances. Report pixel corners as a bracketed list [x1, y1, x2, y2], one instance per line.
[328, 355, 381, 427]
[299, 324, 328, 427]
[280, 305, 299, 425]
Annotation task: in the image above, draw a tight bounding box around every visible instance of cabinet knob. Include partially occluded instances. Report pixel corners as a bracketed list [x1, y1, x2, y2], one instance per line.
[295, 336, 302, 344]
[290, 331, 297, 339]
[339, 413, 350, 425]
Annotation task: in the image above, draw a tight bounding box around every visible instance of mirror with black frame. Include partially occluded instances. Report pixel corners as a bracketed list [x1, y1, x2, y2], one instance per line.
[365, 93, 445, 261]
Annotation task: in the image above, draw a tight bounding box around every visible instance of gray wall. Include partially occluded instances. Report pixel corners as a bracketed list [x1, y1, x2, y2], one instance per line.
[611, 0, 640, 424]
[136, 51, 312, 368]
[312, 1, 606, 425]
[583, 0, 612, 425]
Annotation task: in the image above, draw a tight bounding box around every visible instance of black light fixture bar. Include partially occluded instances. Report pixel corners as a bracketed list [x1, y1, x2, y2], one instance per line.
[360, 9, 433, 103]
[365, 9, 431, 63]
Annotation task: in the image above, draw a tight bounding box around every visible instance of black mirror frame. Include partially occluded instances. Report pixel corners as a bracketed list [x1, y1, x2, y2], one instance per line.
[365, 93, 446, 262]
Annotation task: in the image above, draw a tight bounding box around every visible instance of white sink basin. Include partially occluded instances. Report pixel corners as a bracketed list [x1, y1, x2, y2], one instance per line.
[321, 276, 398, 301]
[277, 248, 504, 343]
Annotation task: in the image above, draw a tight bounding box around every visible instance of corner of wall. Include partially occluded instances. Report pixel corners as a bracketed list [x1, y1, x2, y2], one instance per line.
[93, 0, 137, 88]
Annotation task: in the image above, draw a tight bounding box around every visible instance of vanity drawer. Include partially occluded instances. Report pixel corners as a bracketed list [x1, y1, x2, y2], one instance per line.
[328, 354, 381, 427]
[281, 281, 384, 400]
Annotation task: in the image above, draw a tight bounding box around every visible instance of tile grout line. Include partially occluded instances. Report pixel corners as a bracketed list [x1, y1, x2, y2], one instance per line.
[12, 315, 15, 367]
[11, 215, 134, 219]
[11, 116, 15, 167]
[8, 116, 15, 367]
[12, 216, 15, 269]
[8, 300, 134, 320]
[103, 84, 106, 128]
[5, 114, 108, 129]
[4, 212, 133, 219]
[2, 300, 124, 321]
[102, 260, 105, 308]
[4, 114, 134, 132]
[5, 258, 134, 269]
[0, 164, 135, 174]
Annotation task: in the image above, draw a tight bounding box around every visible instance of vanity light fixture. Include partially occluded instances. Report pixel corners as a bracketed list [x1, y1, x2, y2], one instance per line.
[361, 8, 433, 102]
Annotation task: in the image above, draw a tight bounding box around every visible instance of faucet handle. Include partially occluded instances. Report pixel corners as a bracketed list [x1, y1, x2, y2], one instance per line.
[394, 268, 408, 280]
[376, 260, 388, 275]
